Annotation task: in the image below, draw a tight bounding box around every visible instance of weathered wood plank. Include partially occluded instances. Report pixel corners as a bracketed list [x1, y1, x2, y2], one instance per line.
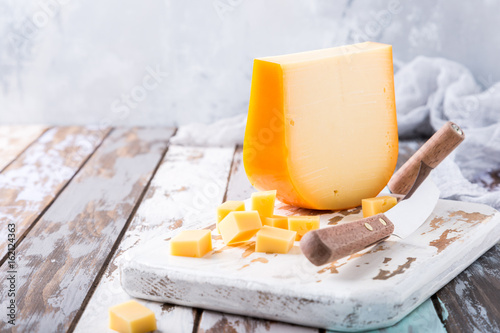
[0, 128, 173, 332]
[0, 126, 109, 260]
[195, 146, 319, 333]
[198, 311, 318, 333]
[0, 125, 48, 172]
[72, 145, 235, 333]
[225, 146, 254, 201]
[433, 243, 500, 332]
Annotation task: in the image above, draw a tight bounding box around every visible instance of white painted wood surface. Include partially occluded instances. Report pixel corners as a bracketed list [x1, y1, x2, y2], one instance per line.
[0, 125, 48, 171]
[0, 128, 172, 332]
[225, 146, 254, 202]
[74, 145, 235, 333]
[0, 126, 109, 258]
[122, 199, 500, 331]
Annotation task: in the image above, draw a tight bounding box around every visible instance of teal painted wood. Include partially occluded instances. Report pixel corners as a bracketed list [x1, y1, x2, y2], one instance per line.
[326, 299, 446, 333]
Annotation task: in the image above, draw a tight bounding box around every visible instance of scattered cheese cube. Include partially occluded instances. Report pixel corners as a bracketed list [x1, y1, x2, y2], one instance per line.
[262, 215, 288, 229]
[109, 300, 157, 333]
[362, 195, 398, 218]
[251, 190, 277, 218]
[288, 216, 320, 241]
[255, 226, 296, 254]
[219, 211, 262, 245]
[216, 200, 245, 232]
[170, 229, 212, 258]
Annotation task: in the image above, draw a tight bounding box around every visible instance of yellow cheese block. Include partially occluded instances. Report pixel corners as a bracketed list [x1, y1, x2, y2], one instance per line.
[219, 211, 262, 245]
[216, 200, 245, 233]
[288, 216, 320, 241]
[243, 42, 398, 210]
[251, 190, 277, 218]
[362, 195, 398, 218]
[262, 215, 288, 229]
[109, 300, 157, 333]
[170, 229, 212, 258]
[255, 226, 296, 254]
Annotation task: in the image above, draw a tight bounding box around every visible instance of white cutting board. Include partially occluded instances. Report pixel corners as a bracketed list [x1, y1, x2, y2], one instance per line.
[120, 199, 500, 331]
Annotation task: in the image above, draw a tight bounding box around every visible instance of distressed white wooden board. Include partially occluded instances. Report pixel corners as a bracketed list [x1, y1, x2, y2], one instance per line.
[0, 125, 48, 171]
[197, 145, 444, 333]
[121, 199, 500, 332]
[74, 145, 234, 333]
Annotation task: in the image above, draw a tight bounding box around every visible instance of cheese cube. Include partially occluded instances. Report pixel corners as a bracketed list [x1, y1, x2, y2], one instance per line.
[109, 300, 157, 333]
[262, 215, 288, 229]
[170, 229, 212, 258]
[251, 190, 277, 218]
[362, 195, 398, 218]
[288, 216, 320, 241]
[255, 226, 296, 254]
[243, 42, 398, 210]
[219, 211, 262, 245]
[216, 200, 245, 233]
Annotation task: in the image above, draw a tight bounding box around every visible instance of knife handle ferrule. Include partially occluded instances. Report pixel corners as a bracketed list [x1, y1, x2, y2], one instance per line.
[300, 213, 394, 266]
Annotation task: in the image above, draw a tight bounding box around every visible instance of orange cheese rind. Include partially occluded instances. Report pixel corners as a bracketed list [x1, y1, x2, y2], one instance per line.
[244, 42, 398, 210]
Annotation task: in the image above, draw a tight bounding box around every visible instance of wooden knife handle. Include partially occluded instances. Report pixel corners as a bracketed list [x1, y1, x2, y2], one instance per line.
[300, 214, 394, 266]
[388, 121, 465, 195]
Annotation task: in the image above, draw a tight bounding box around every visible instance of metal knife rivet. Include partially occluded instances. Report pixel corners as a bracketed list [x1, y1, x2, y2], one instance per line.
[451, 123, 463, 135]
[379, 218, 387, 226]
[364, 223, 373, 231]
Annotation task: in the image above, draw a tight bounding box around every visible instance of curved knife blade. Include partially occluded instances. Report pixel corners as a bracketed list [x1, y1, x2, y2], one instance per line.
[386, 175, 440, 239]
[300, 162, 441, 266]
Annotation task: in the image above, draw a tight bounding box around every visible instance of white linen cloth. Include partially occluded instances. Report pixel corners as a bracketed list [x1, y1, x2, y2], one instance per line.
[171, 56, 500, 209]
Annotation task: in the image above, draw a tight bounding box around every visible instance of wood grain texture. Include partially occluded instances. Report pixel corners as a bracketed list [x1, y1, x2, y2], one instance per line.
[301, 213, 394, 266]
[195, 146, 319, 333]
[73, 145, 234, 333]
[389, 121, 464, 195]
[198, 311, 318, 333]
[225, 146, 254, 201]
[0, 128, 173, 332]
[0, 126, 109, 260]
[0, 125, 48, 172]
[434, 243, 500, 332]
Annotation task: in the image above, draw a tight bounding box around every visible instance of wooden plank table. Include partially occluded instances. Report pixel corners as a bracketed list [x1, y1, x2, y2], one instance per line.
[0, 126, 498, 332]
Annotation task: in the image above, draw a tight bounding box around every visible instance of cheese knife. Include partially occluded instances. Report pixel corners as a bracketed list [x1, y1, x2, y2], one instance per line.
[300, 122, 465, 266]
